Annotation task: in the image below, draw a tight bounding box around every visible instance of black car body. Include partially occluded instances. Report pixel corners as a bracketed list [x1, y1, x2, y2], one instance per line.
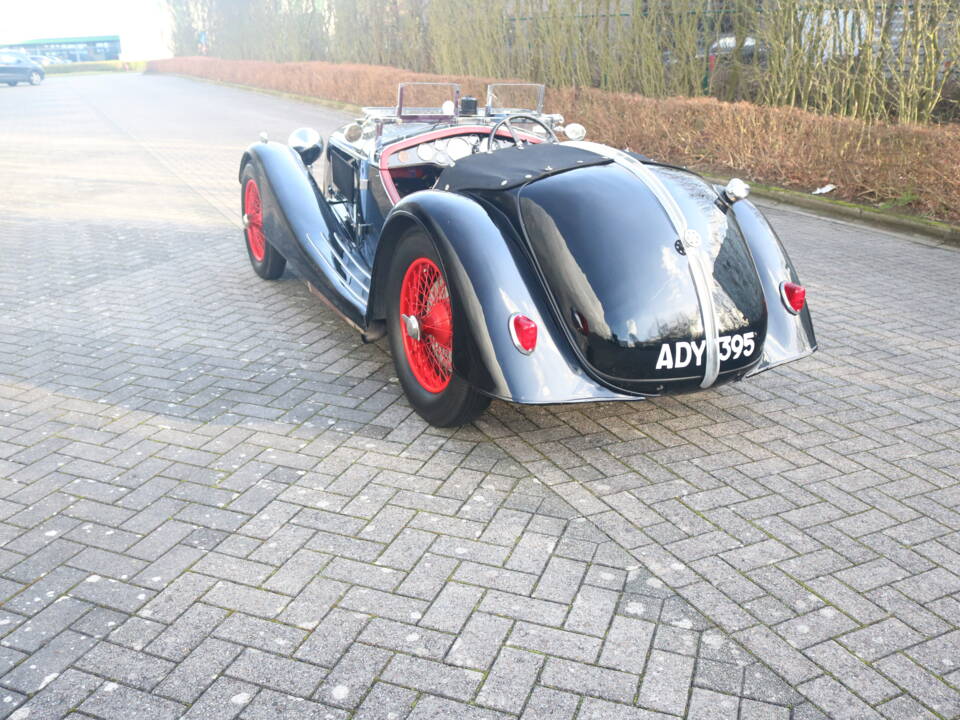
[238, 82, 816, 425]
[0, 51, 45, 86]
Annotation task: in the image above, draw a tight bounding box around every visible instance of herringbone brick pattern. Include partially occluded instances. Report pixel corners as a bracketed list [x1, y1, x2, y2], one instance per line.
[0, 74, 957, 719]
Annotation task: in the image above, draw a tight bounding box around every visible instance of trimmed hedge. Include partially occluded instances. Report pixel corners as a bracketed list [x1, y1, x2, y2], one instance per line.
[147, 57, 960, 224]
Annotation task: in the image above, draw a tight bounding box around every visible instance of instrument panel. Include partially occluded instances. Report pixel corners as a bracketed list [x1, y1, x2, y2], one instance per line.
[387, 133, 516, 169]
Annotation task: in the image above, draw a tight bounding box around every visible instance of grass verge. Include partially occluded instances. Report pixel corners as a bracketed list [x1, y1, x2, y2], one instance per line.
[46, 61, 146, 75]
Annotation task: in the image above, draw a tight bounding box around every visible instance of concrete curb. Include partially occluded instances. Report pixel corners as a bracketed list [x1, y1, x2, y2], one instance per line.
[703, 176, 960, 248]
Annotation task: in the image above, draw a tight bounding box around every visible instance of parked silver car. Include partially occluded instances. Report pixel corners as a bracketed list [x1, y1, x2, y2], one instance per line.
[0, 51, 45, 86]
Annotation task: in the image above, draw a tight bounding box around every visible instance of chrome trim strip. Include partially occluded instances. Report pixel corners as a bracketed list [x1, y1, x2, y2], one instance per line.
[306, 229, 370, 292]
[327, 231, 372, 285]
[566, 141, 721, 388]
[337, 263, 370, 295]
[686, 241, 720, 388]
[305, 233, 368, 306]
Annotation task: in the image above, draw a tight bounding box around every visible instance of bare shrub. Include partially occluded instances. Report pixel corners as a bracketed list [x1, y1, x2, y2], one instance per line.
[933, 70, 960, 122]
[147, 57, 960, 224]
[709, 61, 765, 103]
[166, 0, 960, 125]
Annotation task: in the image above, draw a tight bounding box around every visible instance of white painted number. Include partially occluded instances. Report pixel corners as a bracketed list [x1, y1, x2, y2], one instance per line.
[730, 334, 743, 358]
[656, 332, 757, 370]
[718, 336, 730, 361]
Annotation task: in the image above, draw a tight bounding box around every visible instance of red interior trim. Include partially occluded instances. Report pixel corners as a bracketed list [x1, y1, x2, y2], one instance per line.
[378, 125, 543, 204]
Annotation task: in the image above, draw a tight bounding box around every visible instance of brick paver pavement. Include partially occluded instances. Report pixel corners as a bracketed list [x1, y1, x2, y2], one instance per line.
[0, 74, 958, 719]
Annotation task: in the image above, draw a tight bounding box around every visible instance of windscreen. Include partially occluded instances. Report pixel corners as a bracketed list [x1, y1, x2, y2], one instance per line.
[485, 83, 545, 115]
[397, 82, 460, 119]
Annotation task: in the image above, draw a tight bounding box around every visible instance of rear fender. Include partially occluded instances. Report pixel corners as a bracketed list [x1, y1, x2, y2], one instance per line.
[732, 199, 818, 373]
[240, 142, 366, 327]
[369, 191, 629, 403]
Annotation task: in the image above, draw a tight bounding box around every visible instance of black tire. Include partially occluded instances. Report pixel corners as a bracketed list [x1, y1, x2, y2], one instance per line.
[386, 229, 491, 427]
[240, 164, 286, 280]
[7, 82, 17, 87]
[29, 72, 42, 86]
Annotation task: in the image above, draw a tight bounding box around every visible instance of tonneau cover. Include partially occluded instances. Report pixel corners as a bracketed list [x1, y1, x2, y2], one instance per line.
[437, 143, 610, 192]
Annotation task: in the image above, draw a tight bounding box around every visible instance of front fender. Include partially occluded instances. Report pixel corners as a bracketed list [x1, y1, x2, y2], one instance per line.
[732, 199, 818, 374]
[370, 191, 632, 403]
[240, 142, 365, 327]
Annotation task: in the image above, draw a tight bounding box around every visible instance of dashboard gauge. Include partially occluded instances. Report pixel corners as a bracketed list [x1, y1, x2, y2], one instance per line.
[416, 143, 435, 162]
[446, 137, 472, 160]
[480, 137, 507, 152]
[397, 149, 412, 164]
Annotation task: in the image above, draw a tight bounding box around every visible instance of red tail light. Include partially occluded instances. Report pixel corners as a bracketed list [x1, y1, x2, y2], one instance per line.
[509, 313, 537, 354]
[780, 282, 806, 313]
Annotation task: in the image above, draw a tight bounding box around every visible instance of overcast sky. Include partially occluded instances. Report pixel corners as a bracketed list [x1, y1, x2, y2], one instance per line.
[0, 0, 173, 60]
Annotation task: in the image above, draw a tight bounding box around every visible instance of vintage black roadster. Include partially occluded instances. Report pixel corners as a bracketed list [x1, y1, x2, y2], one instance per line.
[238, 83, 816, 426]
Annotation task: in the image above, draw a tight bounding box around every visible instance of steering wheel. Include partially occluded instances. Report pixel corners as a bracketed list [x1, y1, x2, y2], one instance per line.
[487, 114, 559, 152]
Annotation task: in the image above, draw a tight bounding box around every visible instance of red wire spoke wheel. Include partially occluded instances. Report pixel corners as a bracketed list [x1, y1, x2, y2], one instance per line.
[399, 257, 453, 393]
[386, 229, 489, 426]
[239, 165, 285, 280]
[244, 179, 266, 262]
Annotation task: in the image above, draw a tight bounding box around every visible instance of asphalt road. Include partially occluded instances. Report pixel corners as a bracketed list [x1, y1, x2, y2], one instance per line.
[0, 73, 959, 720]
